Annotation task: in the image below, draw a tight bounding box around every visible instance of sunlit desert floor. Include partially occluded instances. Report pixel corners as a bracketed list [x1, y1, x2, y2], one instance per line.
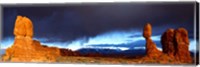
[0, 54, 196, 64]
[55, 56, 195, 64]
[57, 56, 142, 64]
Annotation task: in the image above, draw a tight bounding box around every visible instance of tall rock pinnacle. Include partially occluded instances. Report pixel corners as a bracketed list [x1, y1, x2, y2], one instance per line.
[14, 16, 33, 38]
[12, 16, 34, 49]
[143, 23, 162, 58]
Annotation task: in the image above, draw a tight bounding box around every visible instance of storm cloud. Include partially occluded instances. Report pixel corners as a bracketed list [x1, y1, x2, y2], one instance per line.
[1, 2, 196, 51]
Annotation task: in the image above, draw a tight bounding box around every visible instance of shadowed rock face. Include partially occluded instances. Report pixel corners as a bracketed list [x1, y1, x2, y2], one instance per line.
[161, 28, 192, 63]
[143, 23, 162, 58]
[2, 15, 61, 62]
[161, 29, 175, 57]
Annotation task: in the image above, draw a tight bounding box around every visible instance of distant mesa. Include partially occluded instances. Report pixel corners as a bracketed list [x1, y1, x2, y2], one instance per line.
[2, 15, 61, 62]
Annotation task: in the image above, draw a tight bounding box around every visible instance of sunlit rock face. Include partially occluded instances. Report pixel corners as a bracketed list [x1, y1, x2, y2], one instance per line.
[174, 28, 192, 63]
[143, 23, 152, 39]
[161, 28, 192, 63]
[143, 23, 162, 58]
[14, 16, 33, 38]
[2, 15, 61, 62]
[12, 16, 34, 49]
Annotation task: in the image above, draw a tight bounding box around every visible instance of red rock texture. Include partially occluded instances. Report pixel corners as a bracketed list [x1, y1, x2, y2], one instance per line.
[174, 28, 192, 63]
[143, 23, 152, 39]
[142, 23, 193, 64]
[14, 16, 33, 38]
[161, 28, 175, 57]
[2, 15, 61, 62]
[145, 38, 162, 58]
[143, 23, 162, 58]
[161, 28, 192, 63]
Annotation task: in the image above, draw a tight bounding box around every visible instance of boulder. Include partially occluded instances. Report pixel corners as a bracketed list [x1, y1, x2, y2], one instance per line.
[143, 23, 152, 39]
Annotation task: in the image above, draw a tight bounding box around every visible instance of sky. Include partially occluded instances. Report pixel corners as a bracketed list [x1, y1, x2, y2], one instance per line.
[1, 2, 198, 52]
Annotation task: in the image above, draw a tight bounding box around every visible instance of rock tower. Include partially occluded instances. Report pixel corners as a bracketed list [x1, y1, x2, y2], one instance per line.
[2, 15, 61, 62]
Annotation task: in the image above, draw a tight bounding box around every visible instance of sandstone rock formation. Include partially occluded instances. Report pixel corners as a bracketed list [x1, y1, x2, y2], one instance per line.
[161, 28, 175, 57]
[143, 23, 152, 39]
[174, 28, 192, 63]
[161, 28, 192, 63]
[143, 23, 162, 57]
[142, 23, 193, 64]
[14, 16, 33, 38]
[2, 15, 61, 62]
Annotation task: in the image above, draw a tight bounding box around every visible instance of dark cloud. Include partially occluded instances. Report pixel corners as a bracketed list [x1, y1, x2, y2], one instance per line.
[2, 2, 195, 42]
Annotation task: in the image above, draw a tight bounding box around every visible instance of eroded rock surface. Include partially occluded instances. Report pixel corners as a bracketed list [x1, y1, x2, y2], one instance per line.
[143, 23, 162, 58]
[161, 28, 192, 63]
[174, 28, 192, 63]
[2, 15, 61, 62]
[161, 29, 175, 57]
[14, 16, 33, 38]
[142, 23, 192, 64]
